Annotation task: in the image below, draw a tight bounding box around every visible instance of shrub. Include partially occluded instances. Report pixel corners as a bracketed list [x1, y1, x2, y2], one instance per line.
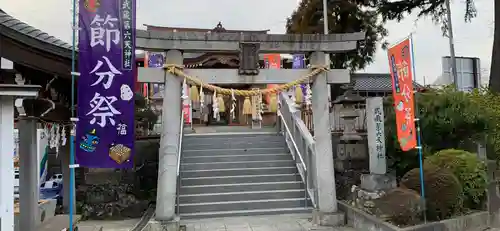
[400, 164, 463, 220]
[372, 187, 422, 226]
[425, 149, 487, 209]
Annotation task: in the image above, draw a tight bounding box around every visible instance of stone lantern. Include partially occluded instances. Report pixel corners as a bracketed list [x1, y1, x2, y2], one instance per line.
[332, 84, 367, 198]
[332, 84, 364, 142]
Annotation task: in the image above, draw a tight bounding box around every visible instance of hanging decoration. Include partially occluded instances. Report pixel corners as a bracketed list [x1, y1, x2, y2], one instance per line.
[212, 89, 220, 121]
[199, 85, 205, 109]
[251, 91, 260, 121]
[268, 93, 278, 112]
[61, 126, 67, 146]
[251, 89, 263, 129]
[289, 86, 296, 107]
[243, 97, 252, 115]
[257, 89, 264, 121]
[190, 85, 199, 103]
[217, 94, 225, 113]
[181, 78, 188, 100]
[54, 124, 61, 154]
[295, 85, 303, 104]
[49, 124, 57, 149]
[230, 89, 236, 120]
[39, 121, 70, 158]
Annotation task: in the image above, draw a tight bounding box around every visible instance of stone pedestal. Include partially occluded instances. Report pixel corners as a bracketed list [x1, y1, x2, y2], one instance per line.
[350, 174, 396, 210]
[311, 209, 345, 227]
[145, 217, 180, 231]
[360, 173, 396, 192]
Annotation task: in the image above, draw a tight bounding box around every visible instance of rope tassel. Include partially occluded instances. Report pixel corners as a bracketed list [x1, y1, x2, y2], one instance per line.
[243, 97, 252, 115]
[295, 85, 303, 104]
[190, 85, 199, 103]
[217, 94, 225, 113]
[269, 94, 278, 112]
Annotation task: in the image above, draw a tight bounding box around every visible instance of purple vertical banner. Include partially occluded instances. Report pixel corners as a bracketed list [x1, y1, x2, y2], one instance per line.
[292, 54, 306, 93]
[147, 52, 165, 68]
[292, 54, 305, 69]
[76, 0, 136, 168]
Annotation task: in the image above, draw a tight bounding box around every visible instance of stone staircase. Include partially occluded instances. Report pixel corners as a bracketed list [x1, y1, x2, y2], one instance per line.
[178, 132, 312, 219]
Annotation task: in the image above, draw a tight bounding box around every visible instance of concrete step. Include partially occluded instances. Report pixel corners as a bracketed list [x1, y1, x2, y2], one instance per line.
[181, 166, 298, 178]
[182, 153, 292, 163]
[182, 147, 288, 156]
[180, 181, 304, 194]
[180, 207, 312, 220]
[179, 198, 311, 214]
[183, 135, 284, 146]
[181, 173, 302, 186]
[179, 189, 307, 203]
[181, 160, 294, 171]
[183, 133, 281, 141]
[183, 141, 285, 151]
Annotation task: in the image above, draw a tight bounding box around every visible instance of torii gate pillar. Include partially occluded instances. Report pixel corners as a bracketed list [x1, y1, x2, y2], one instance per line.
[0, 84, 40, 231]
[310, 52, 342, 225]
[155, 50, 182, 222]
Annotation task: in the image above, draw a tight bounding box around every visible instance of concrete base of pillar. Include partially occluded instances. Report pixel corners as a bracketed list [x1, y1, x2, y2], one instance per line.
[311, 209, 345, 226]
[360, 173, 396, 192]
[145, 217, 180, 231]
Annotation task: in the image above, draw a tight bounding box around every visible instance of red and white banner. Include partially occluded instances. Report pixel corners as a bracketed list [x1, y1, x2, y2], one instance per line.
[387, 37, 417, 151]
[264, 54, 281, 103]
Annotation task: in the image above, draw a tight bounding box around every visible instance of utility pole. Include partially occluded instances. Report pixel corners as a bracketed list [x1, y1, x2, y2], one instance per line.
[323, 0, 330, 65]
[323, 0, 329, 37]
[445, 0, 459, 89]
[323, 0, 331, 99]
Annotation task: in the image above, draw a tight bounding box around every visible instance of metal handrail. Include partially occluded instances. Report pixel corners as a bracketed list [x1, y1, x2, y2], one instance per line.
[277, 110, 307, 173]
[277, 92, 317, 208]
[175, 109, 185, 216]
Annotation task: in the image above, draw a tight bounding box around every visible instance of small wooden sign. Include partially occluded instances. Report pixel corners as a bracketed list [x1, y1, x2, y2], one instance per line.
[239, 43, 260, 76]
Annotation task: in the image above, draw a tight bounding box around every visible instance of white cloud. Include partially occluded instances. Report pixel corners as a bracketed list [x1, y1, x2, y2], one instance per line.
[0, 0, 493, 84]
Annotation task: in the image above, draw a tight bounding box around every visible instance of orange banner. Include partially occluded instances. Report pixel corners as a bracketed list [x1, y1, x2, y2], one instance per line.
[387, 38, 417, 151]
[264, 54, 281, 103]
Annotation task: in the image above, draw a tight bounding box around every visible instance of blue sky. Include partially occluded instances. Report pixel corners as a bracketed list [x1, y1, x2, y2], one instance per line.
[1, 0, 493, 84]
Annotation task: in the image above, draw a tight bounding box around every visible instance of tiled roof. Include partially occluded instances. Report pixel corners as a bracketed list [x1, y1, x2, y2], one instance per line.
[0, 8, 73, 51]
[351, 73, 424, 92]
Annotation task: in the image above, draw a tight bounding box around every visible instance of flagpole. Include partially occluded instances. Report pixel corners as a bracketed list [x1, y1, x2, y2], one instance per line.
[69, 0, 78, 228]
[409, 34, 427, 223]
[322, 0, 330, 66]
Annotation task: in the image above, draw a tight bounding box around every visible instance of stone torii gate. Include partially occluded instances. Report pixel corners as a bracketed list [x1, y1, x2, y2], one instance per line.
[136, 30, 365, 223]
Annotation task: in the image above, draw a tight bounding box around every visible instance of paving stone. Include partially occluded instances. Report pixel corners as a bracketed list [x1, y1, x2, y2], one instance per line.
[250, 225, 279, 231]
[180, 214, 363, 231]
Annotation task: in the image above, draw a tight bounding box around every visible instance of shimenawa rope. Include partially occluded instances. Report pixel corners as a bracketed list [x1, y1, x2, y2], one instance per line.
[163, 64, 328, 96]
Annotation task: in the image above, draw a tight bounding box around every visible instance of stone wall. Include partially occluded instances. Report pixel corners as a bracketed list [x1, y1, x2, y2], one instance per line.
[339, 201, 491, 231]
[76, 139, 159, 220]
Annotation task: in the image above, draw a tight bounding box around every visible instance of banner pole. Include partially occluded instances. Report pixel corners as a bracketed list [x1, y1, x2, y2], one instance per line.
[69, 0, 77, 228]
[409, 34, 427, 223]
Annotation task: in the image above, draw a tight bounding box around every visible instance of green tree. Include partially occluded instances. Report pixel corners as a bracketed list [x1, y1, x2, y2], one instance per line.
[286, 0, 388, 70]
[385, 87, 492, 176]
[375, 0, 500, 93]
[134, 93, 158, 134]
[426, 149, 487, 209]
